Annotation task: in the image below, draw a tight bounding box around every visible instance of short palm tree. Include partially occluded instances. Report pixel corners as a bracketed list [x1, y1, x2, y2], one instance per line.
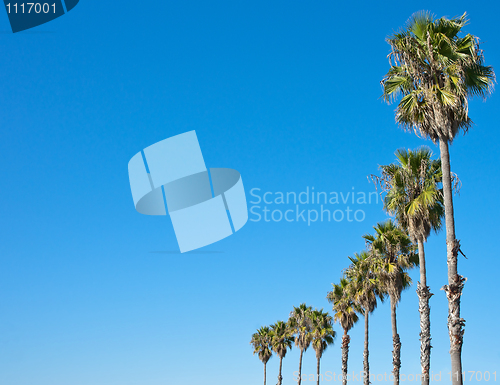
[345, 252, 383, 385]
[310, 309, 336, 385]
[270, 320, 294, 385]
[251, 326, 273, 385]
[381, 12, 495, 384]
[375, 147, 444, 384]
[364, 220, 418, 385]
[327, 278, 359, 385]
[289, 304, 313, 385]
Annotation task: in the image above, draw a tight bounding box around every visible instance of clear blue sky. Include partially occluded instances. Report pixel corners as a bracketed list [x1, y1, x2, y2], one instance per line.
[0, 1, 499, 384]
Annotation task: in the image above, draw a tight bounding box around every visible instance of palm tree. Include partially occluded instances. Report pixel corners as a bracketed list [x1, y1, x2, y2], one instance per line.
[364, 220, 418, 385]
[270, 320, 294, 385]
[310, 309, 336, 385]
[289, 304, 313, 385]
[251, 326, 273, 385]
[374, 147, 444, 384]
[327, 278, 359, 385]
[344, 252, 383, 385]
[381, 12, 495, 384]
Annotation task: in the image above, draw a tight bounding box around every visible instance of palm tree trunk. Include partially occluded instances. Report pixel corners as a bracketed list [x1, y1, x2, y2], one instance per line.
[341, 330, 350, 385]
[439, 138, 465, 385]
[390, 295, 401, 385]
[417, 238, 433, 385]
[316, 356, 321, 385]
[363, 309, 369, 385]
[278, 356, 283, 385]
[298, 349, 304, 385]
[264, 362, 267, 385]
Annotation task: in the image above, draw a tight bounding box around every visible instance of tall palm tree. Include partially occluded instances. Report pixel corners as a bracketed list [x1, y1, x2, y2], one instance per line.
[310, 309, 336, 385]
[327, 278, 359, 385]
[289, 304, 313, 385]
[375, 147, 444, 384]
[270, 320, 294, 385]
[251, 326, 273, 385]
[364, 220, 418, 385]
[345, 252, 383, 385]
[381, 12, 495, 384]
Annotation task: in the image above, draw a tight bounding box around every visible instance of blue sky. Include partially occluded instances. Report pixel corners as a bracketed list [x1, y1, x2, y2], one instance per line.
[0, 1, 499, 384]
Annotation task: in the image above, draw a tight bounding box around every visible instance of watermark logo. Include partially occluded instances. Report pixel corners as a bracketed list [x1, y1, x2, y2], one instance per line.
[249, 187, 379, 225]
[294, 371, 445, 382]
[3, 0, 79, 33]
[128, 131, 248, 253]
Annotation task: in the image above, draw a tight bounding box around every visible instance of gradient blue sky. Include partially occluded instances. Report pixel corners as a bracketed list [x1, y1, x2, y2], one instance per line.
[1, 1, 499, 384]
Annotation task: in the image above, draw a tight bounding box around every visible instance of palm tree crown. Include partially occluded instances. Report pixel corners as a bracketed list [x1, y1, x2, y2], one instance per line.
[251, 326, 273, 365]
[327, 278, 359, 333]
[378, 147, 444, 243]
[310, 309, 336, 359]
[270, 321, 294, 359]
[345, 251, 384, 313]
[364, 220, 417, 303]
[289, 303, 313, 352]
[382, 11, 495, 142]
